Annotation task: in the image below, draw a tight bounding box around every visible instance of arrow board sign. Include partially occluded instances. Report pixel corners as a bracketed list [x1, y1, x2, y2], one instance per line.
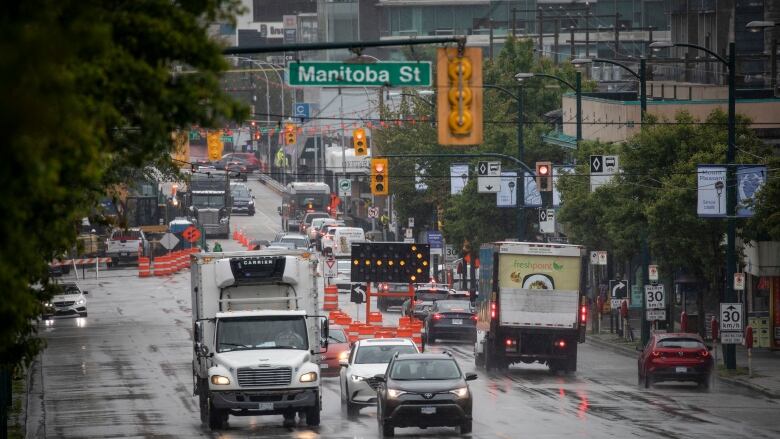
[478, 161, 501, 193]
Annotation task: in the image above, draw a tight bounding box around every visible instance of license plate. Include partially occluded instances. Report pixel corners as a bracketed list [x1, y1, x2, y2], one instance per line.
[421, 406, 436, 415]
[675, 367, 687, 373]
[452, 319, 463, 325]
[258, 402, 274, 411]
[121, 252, 129, 256]
[320, 363, 329, 369]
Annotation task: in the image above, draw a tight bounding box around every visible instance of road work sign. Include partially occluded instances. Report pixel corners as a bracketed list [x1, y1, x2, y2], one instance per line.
[287, 61, 432, 87]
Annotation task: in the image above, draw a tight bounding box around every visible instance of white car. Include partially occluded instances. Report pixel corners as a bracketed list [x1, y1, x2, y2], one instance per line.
[333, 259, 353, 294]
[43, 282, 88, 318]
[339, 338, 419, 417]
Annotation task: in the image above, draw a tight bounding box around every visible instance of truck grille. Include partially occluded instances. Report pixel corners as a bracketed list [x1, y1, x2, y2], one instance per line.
[237, 367, 292, 387]
[198, 209, 219, 224]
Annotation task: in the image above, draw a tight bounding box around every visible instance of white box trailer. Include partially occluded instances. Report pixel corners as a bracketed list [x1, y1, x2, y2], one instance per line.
[190, 249, 327, 430]
[475, 242, 587, 373]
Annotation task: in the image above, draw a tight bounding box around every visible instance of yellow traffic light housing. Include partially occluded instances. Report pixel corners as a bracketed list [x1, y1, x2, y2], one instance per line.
[536, 161, 552, 192]
[437, 47, 483, 146]
[353, 128, 367, 156]
[371, 158, 389, 196]
[206, 131, 223, 161]
[284, 123, 297, 145]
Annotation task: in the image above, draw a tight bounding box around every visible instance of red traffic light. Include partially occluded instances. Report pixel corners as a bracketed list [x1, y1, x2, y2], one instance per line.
[538, 165, 549, 175]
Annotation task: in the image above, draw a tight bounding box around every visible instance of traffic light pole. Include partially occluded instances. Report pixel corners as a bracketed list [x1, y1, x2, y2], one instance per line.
[516, 87, 525, 241]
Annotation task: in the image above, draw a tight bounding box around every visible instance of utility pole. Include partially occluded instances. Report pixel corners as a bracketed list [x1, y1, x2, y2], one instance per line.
[517, 86, 525, 241]
[512, 8, 518, 38]
[554, 19, 560, 64]
[537, 8, 544, 55]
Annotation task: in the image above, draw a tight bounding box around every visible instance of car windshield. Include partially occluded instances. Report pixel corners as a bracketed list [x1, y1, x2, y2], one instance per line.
[328, 329, 348, 344]
[281, 237, 308, 248]
[416, 292, 448, 302]
[217, 316, 308, 352]
[304, 213, 329, 224]
[192, 194, 225, 208]
[389, 359, 461, 380]
[355, 345, 417, 364]
[436, 300, 472, 312]
[231, 187, 250, 198]
[656, 338, 705, 349]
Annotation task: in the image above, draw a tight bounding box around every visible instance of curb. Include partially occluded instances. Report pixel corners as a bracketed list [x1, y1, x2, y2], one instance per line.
[587, 335, 780, 398]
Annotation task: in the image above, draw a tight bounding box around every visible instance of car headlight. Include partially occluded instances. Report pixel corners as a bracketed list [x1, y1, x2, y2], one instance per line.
[350, 374, 365, 382]
[387, 389, 407, 398]
[449, 387, 469, 398]
[210, 375, 231, 385]
[248, 200, 255, 206]
[338, 351, 349, 361]
[76, 298, 86, 306]
[299, 372, 318, 383]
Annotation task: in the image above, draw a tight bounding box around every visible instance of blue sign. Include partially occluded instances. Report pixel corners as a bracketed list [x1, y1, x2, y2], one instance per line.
[736, 165, 767, 217]
[524, 172, 542, 207]
[426, 231, 443, 249]
[293, 102, 310, 120]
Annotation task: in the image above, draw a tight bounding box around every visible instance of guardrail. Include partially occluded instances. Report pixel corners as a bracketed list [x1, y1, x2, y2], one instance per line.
[258, 172, 286, 194]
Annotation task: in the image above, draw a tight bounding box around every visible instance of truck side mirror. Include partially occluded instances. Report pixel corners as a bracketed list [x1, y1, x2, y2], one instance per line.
[320, 317, 329, 350]
[277, 206, 282, 215]
[82, 290, 89, 295]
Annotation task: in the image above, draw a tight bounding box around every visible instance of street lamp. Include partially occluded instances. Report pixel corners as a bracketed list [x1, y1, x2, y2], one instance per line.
[516, 71, 583, 142]
[651, 39, 737, 370]
[572, 58, 647, 119]
[745, 20, 777, 32]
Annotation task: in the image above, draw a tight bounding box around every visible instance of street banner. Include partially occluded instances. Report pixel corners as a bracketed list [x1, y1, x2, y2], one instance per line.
[553, 166, 575, 207]
[736, 165, 767, 217]
[524, 172, 542, 207]
[450, 164, 469, 195]
[497, 172, 517, 207]
[697, 165, 727, 217]
[415, 164, 428, 192]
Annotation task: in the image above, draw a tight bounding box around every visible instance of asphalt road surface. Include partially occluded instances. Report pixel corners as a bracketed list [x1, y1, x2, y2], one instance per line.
[32, 178, 780, 438]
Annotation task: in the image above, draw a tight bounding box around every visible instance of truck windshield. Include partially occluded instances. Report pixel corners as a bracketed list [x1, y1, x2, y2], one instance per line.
[193, 194, 225, 208]
[217, 316, 308, 352]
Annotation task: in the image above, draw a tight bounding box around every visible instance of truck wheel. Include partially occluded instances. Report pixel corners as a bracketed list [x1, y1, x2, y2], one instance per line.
[198, 385, 208, 423]
[566, 355, 577, 373]
[381, 421, 395, 437]
[305, 399, 321, 426]
[207, 396, 226, 430]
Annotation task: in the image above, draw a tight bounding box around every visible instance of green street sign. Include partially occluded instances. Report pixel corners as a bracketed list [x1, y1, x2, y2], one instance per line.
[287, 61, 432, 87]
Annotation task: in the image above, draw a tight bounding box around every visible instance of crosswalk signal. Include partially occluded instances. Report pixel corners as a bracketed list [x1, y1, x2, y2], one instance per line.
[536, 161, 552, 192]
[284, 123, 297, 145]
[436, 47, 483, 146]
[353, 128, 367, 156]
[371, 158, 389, 196]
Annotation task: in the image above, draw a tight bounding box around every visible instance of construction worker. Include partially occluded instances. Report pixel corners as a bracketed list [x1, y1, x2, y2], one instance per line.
[213, 242, 223, 252]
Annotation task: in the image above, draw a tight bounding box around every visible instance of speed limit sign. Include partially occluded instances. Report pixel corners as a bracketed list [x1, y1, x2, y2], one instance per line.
[645, 285, 665, 310]
[719, 303, 743, 332]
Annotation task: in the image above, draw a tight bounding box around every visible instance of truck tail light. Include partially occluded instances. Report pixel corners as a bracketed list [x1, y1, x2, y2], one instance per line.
[555, 339, 566, 349]
[490, 302, 496, 319]
[580, 305, 587, 324]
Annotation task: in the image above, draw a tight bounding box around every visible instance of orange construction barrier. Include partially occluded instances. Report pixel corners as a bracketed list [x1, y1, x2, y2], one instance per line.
[153, 255, 169, 276]
[396, 327, 413, 338]
[323, 284, 339, 311]
[358, 324, 374, 339]
[347, 323, 362, 343]
[335, 315, 352, 326]
[138, 257, 151, 277]
[368, 312, 383, 325]
[398, 316, 412, 328]
[374, 329, 395, 338]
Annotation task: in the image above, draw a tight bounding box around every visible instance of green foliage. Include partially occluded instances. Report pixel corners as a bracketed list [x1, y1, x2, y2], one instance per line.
[0, 0, 246, 367]
[375, 37, 581, 251]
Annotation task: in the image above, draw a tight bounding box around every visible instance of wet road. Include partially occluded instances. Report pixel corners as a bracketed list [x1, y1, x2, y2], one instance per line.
[35, 178, 780, 438]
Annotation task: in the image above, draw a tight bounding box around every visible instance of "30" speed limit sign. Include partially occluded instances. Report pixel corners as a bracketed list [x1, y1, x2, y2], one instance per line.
[645, 285, 665, 309]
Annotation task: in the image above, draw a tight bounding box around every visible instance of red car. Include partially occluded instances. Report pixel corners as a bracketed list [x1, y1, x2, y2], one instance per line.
[321, 326, 351, 377]
[223, 153, 260, 171]
[638, 333, 713, 389]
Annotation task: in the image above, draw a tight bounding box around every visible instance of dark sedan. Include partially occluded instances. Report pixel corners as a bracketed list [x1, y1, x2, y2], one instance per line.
[424, 300, 477, 344]
[375, 352, 476, 437]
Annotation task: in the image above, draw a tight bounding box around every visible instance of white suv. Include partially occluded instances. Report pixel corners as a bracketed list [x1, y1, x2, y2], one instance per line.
[339, 338, 419, 417]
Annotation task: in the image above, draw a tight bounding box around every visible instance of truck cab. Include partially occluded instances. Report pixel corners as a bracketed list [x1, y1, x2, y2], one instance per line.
[191, 250, 326, 430]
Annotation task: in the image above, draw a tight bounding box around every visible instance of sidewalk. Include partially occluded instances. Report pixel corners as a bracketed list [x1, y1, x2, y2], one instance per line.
[587, 331, 780, 397]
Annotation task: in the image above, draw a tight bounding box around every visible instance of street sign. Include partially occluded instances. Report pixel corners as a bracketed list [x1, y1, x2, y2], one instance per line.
[408, 217, 414, 228]
[733, 273, 745, 291]
[539, 208, 555, 234]
[338, 178, 352, 197]
[611, 298, 622, 309]
[324, 258, 337, 278]
[720, 303, 743, 332]
[477, 161, 501, 193]
[720, 332, 743, 344]
[597, 251, 608, 266]
[160, 233, 180, 250]
[697, 165, 727, 218]
[445, 245, 456, 262]
[648, 265, 659, 282]
[610, 280, 627, 299]
[496, 172, 518, 207]
[590, 154, 619, 191]
[645, 285, 665, 310]
[287, 61, 432, 87]
[646, 309, 667, 321]
[405, 228, 413, 239]
[427, 231, 443, 255]
[590, 251, 598, 265]
[293, 102, 310, 119]
[182, 226, 201, 243]
[367, 206, 379, 218]
[350, 283, 365, 304]
[403, 237, 415, 243]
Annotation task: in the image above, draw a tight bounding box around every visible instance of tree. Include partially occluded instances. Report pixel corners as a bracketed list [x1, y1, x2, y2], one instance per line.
[0, 0, 246, 368]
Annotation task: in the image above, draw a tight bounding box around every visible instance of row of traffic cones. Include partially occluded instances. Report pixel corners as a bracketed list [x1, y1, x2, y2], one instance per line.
[138, 248, 200, 277]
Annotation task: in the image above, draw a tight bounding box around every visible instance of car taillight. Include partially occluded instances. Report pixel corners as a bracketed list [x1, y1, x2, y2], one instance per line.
[555, 340, 566, 349]
[433, 313, 443, 320]
[471, 315, 478, 321]
[580, 305, 587, 324]
[652, 351, 661, 358]
[490, 302, 496, 319]
[700, 349, 709, 357]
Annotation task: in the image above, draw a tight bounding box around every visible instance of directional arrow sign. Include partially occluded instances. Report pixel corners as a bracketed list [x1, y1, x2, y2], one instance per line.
[478, 161, 501, 193]
[351, 284, 366, 304]
[610, 280, 627, 299]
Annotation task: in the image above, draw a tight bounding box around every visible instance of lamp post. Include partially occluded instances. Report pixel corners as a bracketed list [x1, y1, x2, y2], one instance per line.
[650, 39, 737, 369]
[484, 82, 526, 241]
[516, 72, 582, 142]
[746, 21, 778, 97]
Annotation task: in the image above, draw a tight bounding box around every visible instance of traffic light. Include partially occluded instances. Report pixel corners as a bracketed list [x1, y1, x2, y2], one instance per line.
[536, 161, 552, 192]
[206, 131, 223, 161]
[371, 158, 389, 195]
[350, 243, 431, 283]
[284, 123, 297, 145]
[436, 47, 483, 146]
[353, 128, 367, 156]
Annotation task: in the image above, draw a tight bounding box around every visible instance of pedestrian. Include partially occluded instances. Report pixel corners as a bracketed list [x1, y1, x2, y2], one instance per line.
[213, 242, 223, 252]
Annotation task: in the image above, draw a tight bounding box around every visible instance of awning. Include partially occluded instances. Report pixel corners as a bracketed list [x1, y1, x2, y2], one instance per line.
[542, 130, 577, 150]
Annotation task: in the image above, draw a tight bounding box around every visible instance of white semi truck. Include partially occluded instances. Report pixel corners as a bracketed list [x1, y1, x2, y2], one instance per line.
[190, 249, 327, 430]
[474, 242, 587, 373]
